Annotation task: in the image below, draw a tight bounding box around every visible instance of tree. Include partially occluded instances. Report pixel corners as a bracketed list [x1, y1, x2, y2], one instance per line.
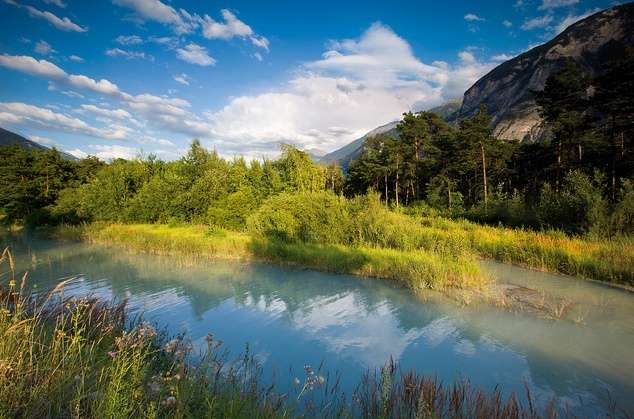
[456, 105, 496, 211]
[535, 62, 592, 190]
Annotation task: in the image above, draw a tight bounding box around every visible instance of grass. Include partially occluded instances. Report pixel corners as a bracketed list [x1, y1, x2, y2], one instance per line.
[0, 248, 610, 418]
[53, 223, 487, 292]
[411, 215, 634, 286]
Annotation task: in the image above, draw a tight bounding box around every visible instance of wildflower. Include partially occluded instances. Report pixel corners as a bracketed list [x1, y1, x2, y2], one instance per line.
[107, 351, 117, 358]
[317, 375, 325, 385]
[293, 377, 301, 386]
[174, 373, 181, 381]
[8, 280, 15, 287]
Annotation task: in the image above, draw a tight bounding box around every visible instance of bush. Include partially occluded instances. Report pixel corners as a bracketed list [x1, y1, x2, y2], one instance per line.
[537, 170, 608, 235]
[247, 191, 350, 243]
[207, 186, 260, 231]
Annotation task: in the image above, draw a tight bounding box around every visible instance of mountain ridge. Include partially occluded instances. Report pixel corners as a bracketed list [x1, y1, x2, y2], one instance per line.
[456, 2, 634, 141]
[0, 127, 78, 160]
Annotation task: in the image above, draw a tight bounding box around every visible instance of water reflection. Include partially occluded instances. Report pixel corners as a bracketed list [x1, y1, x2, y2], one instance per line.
[2, 234, 633, 416]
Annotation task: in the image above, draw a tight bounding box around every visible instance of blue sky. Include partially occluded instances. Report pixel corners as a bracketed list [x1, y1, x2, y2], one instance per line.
[0, 0, 622, 160]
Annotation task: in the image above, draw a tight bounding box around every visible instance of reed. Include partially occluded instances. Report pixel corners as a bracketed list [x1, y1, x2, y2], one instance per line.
[413, 216, 634, 285]
[56, 223, 489, 291]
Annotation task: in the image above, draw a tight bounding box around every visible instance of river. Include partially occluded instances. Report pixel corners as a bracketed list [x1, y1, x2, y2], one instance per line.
[2, 234, 633, 416]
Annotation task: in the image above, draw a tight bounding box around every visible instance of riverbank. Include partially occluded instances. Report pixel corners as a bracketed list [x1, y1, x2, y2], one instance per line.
[53, 223, 485, 291]
[409, 215, 634, 286]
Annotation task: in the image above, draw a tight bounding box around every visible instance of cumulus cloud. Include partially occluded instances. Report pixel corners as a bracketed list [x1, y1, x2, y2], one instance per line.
[176, 43, 215, 66]
[0, 54, 66, 78]
[69, 54, 84, 62]
[34, 40, 55, 55]
[4, 1, 87, 32]
[502, 20, 513, 28]
[106, 48, 153, 61]
[0, 54, 195, 141]
[0, 102, 128, 140]
[464, 13, 484, 22]
[198, 23, 497, 157]
[538, 0, 578, 10]
[200, 9, 269, 50]
[112, 0, 192, 33]
[521, 15, 554, 30]
[115, 34, 143, 45]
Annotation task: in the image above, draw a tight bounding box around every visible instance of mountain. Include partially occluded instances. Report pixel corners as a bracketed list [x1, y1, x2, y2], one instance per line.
[319, 100, 462, 169]
[456, 2, 634, 142]
[0, 127, 78, 160]
[319, 121, 399, 170]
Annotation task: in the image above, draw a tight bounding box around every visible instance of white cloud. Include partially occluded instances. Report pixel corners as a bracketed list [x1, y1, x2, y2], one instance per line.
[0, 54, 66, 78]
[31, 135, 58, 146]
[67, 148, 87, 158]
[61, 90, 84, 99]
[201, 9, 252, 39]
[173, 73, 191, 85]
[69, 54, 84, 62]
[199, 23, 497, 157]
[4, 1, 87, 32]
[105, 48, 153, 61]
[176, 43, 215, 66]
[538, 0, 578, 10]
[0, 102, 127, 140]
[253, 52, 263, 62]
[521, 15, 554, 30]
[502, 20, 513, 28]
[464, 13, 484, 22]
[491, 53, 514, 61]
[89, 144, 138, 160]
[112, 0, 192, 33]
[79, 104, 133, 120]
[42, 0, 66, 7]
[115, 34, 143, 45]
[555, 8, 600, 34]
[34, 40, 54, 55]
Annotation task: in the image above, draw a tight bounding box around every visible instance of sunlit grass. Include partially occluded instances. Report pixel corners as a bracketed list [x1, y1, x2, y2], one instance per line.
[54, 223, 488, 291]
[413, 216, 634, 285]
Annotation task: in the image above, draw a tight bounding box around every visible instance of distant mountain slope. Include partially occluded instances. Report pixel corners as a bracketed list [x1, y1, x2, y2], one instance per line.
[456, 2, 634, 141]
[0, 127, 77, 160]
[319, 121, 399, 170]
[319, 99, 462, 169]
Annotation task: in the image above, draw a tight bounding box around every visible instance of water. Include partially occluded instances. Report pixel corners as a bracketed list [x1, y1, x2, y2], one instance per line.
[2, 235, 634, 416]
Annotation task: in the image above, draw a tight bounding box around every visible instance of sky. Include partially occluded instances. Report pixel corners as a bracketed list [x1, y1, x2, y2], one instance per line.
[0, 0, 623, 161]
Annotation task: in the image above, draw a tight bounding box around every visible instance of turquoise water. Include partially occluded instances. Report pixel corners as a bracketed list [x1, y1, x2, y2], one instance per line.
[3, 235, 634, 416]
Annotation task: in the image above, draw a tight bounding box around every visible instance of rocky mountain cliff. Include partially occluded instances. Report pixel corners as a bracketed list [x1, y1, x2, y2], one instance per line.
[456, 2, 634, 142]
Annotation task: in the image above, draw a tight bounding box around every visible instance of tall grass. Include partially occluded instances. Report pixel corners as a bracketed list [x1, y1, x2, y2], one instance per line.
[0, 248, 609, 418]
[413, 216, 634, 286]
[55, 223, 489, 291]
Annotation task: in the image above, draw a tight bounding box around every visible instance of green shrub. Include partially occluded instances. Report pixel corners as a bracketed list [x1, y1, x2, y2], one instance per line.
[537, 170, 608, 235]
[247, 191, 351, 244]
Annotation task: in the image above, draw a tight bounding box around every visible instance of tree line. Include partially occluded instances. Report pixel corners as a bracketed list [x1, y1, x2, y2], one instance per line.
[0, 51, 632, 237]
[347, 51, 634, 236]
